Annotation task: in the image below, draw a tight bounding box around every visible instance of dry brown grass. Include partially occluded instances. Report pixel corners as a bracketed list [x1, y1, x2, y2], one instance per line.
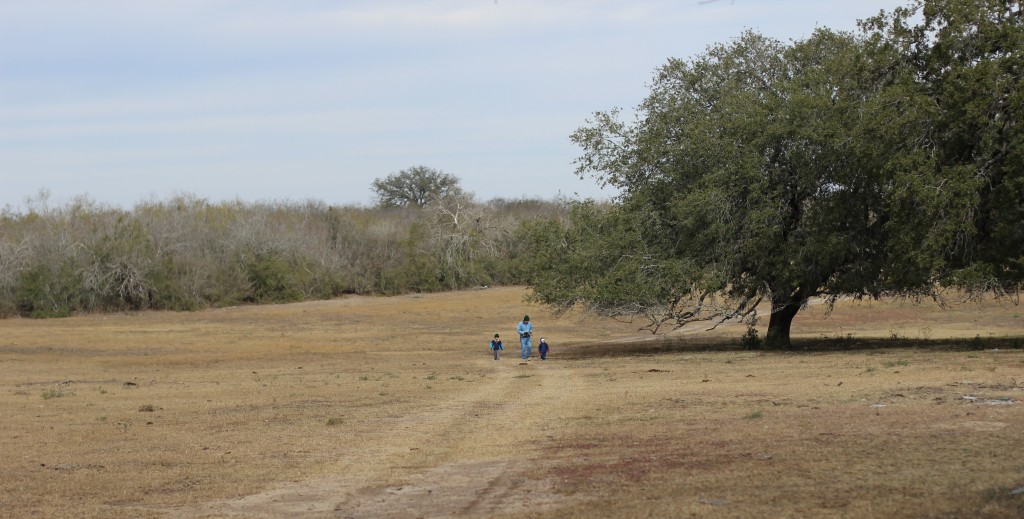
[1, 287, 1022, 518]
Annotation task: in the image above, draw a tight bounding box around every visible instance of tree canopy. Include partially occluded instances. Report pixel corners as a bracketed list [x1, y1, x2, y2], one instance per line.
[523, 0, 1023, 348]
[371, 166, 464, 208]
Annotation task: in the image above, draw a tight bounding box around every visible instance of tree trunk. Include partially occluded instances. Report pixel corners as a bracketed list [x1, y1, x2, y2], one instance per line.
[764, 294, 803, 349]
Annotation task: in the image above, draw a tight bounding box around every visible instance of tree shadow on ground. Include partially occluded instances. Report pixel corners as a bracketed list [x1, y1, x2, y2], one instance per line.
[559, 335, 1024, 359]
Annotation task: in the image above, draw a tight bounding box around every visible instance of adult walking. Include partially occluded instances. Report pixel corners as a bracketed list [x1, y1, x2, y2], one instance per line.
[517, 315, 534, 360]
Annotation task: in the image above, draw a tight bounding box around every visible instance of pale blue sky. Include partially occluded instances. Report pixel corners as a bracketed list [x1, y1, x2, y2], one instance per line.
[1, 0, 907, 209]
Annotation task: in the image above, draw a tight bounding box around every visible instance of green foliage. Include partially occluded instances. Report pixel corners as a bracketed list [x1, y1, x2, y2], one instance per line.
[537, 29, 912, 341]
[860, 0, 1024, 293]
[923, 0, 1023, 292]
[15, 262, 82, 318]
[375, 224, 444, 295]
[524, 0, 1023, 348]
[522, 200, 693, 323]
[147, 255, 201, 311]
[241, 252, 308, 303]
[740, 326, 763, 350]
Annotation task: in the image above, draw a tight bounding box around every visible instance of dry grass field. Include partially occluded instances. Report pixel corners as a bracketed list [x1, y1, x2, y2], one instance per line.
[1, 286, 1023, 518]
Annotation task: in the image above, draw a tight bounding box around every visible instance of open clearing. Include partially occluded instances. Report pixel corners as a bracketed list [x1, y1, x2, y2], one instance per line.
[2, 286, 1023, 518]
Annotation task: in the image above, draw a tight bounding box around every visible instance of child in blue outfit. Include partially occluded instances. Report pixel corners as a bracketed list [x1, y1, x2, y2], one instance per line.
[539, 338, 549, 360]
[489, 333, 503, 361]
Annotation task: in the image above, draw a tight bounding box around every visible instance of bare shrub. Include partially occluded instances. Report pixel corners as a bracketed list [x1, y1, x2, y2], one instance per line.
[0, 192, 567, 316]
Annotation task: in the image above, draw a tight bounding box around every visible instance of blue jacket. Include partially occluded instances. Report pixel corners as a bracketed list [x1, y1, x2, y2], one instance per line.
[489, 339, 503, 350]
[517, 321, 533, 338]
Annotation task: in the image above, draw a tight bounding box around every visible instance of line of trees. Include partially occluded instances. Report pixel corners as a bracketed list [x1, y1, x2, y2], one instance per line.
[0, 187, 567, 318]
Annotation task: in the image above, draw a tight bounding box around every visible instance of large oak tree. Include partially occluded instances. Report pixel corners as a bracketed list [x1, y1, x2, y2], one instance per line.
[524, 0, 1022, 348]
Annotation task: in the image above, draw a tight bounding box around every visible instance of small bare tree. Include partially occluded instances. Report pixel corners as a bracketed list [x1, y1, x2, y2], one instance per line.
[428, 192, 513, 288]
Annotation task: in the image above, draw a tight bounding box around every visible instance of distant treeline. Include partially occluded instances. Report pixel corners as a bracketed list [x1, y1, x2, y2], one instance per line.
[0, 193, 568, 317]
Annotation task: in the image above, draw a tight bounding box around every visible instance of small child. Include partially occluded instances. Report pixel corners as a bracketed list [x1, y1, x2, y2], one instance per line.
[489, 333, 503, 361]
[539, 338, 549, 360]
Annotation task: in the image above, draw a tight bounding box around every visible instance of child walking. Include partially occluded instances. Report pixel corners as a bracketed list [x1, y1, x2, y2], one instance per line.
[489, 333, 503, 361]
[539, 338, 550, 360]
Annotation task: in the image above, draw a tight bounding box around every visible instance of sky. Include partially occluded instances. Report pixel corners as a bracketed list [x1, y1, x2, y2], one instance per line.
[0, 0, 909, 210]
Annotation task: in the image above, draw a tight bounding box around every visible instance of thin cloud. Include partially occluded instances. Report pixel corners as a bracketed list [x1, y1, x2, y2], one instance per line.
[0, 0, 910, 208]
[216, 1, 680, 39]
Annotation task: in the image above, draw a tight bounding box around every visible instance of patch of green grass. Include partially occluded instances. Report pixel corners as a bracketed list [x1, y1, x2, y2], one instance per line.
[359, 375, 370, 381]
[745, 410, 764, 420]
[514, 374, 533, 379]
[138, 404, 155, 412]
[325, 417, 343, 426]
[425, 373, 437, 380]
[41, 389, 64, 400]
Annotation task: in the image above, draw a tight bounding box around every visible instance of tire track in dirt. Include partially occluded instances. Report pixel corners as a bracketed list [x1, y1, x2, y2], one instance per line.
[170, 358, 581, 518]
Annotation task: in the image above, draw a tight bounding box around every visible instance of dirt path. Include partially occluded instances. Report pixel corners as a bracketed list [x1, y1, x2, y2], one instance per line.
[171, 356, 583, 518]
